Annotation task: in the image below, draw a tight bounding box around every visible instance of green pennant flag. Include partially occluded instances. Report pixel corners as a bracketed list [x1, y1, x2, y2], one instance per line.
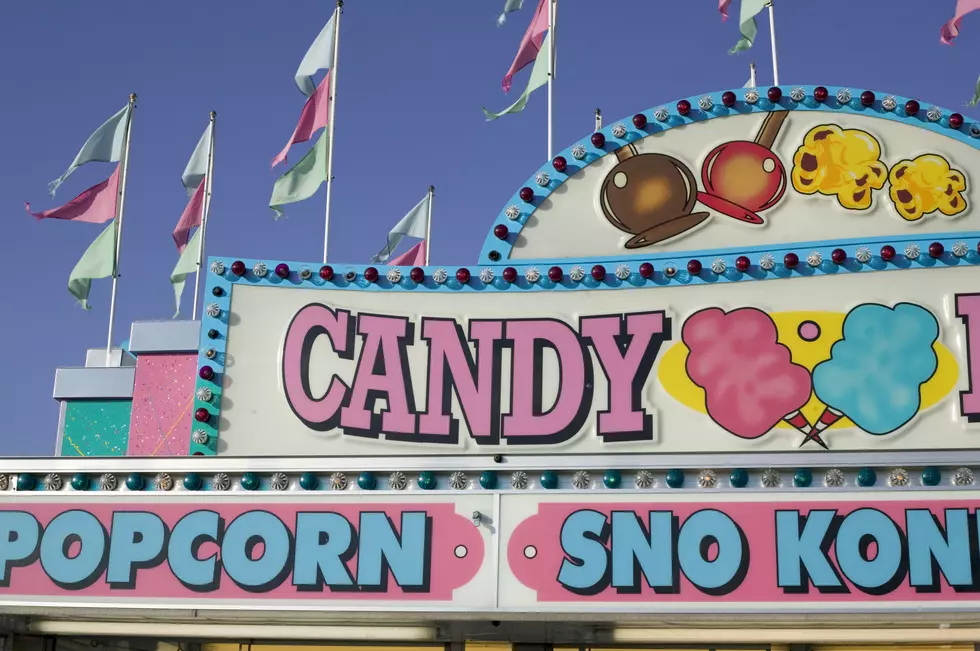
[729, 0, 768, 54]
[68, 220, 117, 309]
[170, 228, 201, 318]
[269, 131, 329, 219]
[483, 32, 551, 121]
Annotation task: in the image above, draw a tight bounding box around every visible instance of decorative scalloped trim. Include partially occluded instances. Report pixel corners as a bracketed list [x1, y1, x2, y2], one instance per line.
[5, 465, 971, 492]
[477, 85, 979, 264]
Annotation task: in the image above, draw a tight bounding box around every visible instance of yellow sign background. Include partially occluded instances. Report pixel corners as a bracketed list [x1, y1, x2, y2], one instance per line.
[658, 310, 959, 432]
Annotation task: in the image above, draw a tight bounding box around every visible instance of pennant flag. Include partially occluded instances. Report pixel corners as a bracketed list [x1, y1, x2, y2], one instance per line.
[719, 0, 732, 20]
[170, 228, 202, 317]
[498, 0, 523, 26]
[270, 131, 329, 219]
[729, 0, 768, 53]
[49, 104, 131, 197]
[296, 15, 337, 96]
[389, 240, 426, 266]
[483, 32, 551, 120]
[502, 0, 549, 92]
[942, 0, 980, 43]
[273, 73, 330, 168]
[26, 165, 119, 223]
[173, 177, 207, 252]
[181, 123, 212, 195]
[371, 192, 430, 264]
[68, 220, 117, 310]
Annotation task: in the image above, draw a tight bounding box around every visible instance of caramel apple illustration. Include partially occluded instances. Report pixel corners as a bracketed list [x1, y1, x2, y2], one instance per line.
[697, 111, 789, 224]
[599, 144, 709, 248]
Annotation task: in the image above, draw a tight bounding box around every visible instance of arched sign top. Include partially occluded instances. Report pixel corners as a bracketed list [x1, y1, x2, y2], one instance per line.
[478, 85, 980, 264]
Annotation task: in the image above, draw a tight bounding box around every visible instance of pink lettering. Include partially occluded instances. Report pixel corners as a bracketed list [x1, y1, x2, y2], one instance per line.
[340, 314, 416, 435]
[581, 312, 666, 441]
[502, 319, 593, 443]
[956, 293, 980, 421]
[281, 304, 354, 430]
[419, 319, 504, 441]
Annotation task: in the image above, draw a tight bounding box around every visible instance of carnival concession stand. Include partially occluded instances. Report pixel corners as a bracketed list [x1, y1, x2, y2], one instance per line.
[4, 85, 980, 651]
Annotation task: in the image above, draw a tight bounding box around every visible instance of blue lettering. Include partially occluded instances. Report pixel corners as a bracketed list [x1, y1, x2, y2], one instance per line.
[221, 511, 291, 591]
[356, 512, 428, 589]
[39, 510, 107, 589]
[168, 511, 221, 591]
[293, 512, 355, 589]
[610, 511, 674, 591]
[557, 510, 609, 594]
[775, 510, 843, 592]
[106, 512, 166, 588]
[907, 509, 973, 590]
[0, 512, 40, 586]
[834, 508, 904, 594]
[677, 509, 746, 595]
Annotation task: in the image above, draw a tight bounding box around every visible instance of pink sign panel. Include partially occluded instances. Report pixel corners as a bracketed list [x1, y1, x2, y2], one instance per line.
[507, 498, 980, 604]
[0, 502, 483, 601]
[128, 353, 196, 456]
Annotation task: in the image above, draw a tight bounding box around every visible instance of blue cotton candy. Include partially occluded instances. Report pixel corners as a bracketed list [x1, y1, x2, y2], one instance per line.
[812, 303, 939, 435]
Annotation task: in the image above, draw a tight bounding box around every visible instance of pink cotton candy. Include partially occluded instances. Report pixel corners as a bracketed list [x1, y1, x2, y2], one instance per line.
[682, 307, 812, 439]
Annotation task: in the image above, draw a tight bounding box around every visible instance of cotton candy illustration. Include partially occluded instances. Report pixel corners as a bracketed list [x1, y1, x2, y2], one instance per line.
[682, 307, 813, 439]
[811, 303, 939, 435]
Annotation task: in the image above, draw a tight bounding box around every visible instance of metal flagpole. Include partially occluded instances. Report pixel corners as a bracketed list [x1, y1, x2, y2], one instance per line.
[595, 108, 601, 132]
[547, 0, 555, 161]
[424, 186, 434, 266]
[767, 1, 779, 86]
[192, 112, 217, 321]
[322, 0, 342, 263]
[750, 62, 757, 87]
[551, 0, 557, 80]
[105, 93, 137, 366]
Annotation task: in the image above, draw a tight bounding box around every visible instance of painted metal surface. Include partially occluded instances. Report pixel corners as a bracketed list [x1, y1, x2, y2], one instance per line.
[0, 491, 979, 615]
[191, 87, 980, 458]
[59, 401, 130, 457]
[126, 353, 195, 456]
[128, 320, 201, 354]
[198, 270, 980, 458]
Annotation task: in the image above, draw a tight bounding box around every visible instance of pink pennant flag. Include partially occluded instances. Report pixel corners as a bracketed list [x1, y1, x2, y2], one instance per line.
[25, 165, 119, 223]
[502, 0, 549, 93]
[389, 240, 426, 266]
[719, 0, 732, 21]
[942, 0, 980, 44]
[173, 176, 207, 253]
[272, 72, 330, 168]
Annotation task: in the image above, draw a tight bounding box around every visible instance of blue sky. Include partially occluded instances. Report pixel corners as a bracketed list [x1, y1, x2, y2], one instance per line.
[1, 0, 977, 456]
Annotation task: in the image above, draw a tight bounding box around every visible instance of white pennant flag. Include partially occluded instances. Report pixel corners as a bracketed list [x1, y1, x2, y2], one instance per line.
[295, 15, 337, 97]
[181, 122, 212, 195]
[371, 192, 430, 264]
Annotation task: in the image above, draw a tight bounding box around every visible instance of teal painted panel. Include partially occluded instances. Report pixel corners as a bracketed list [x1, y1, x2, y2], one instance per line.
[60, 400, 131, 457]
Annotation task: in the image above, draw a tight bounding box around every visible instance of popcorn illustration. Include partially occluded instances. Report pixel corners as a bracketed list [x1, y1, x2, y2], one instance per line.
[887, 154, 967, 221]
[791, 124, 887, 210]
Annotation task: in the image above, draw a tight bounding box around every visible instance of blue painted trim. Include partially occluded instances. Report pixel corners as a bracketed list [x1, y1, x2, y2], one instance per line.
[475, 85, 980, 264]
[193, 268, 231, 456]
